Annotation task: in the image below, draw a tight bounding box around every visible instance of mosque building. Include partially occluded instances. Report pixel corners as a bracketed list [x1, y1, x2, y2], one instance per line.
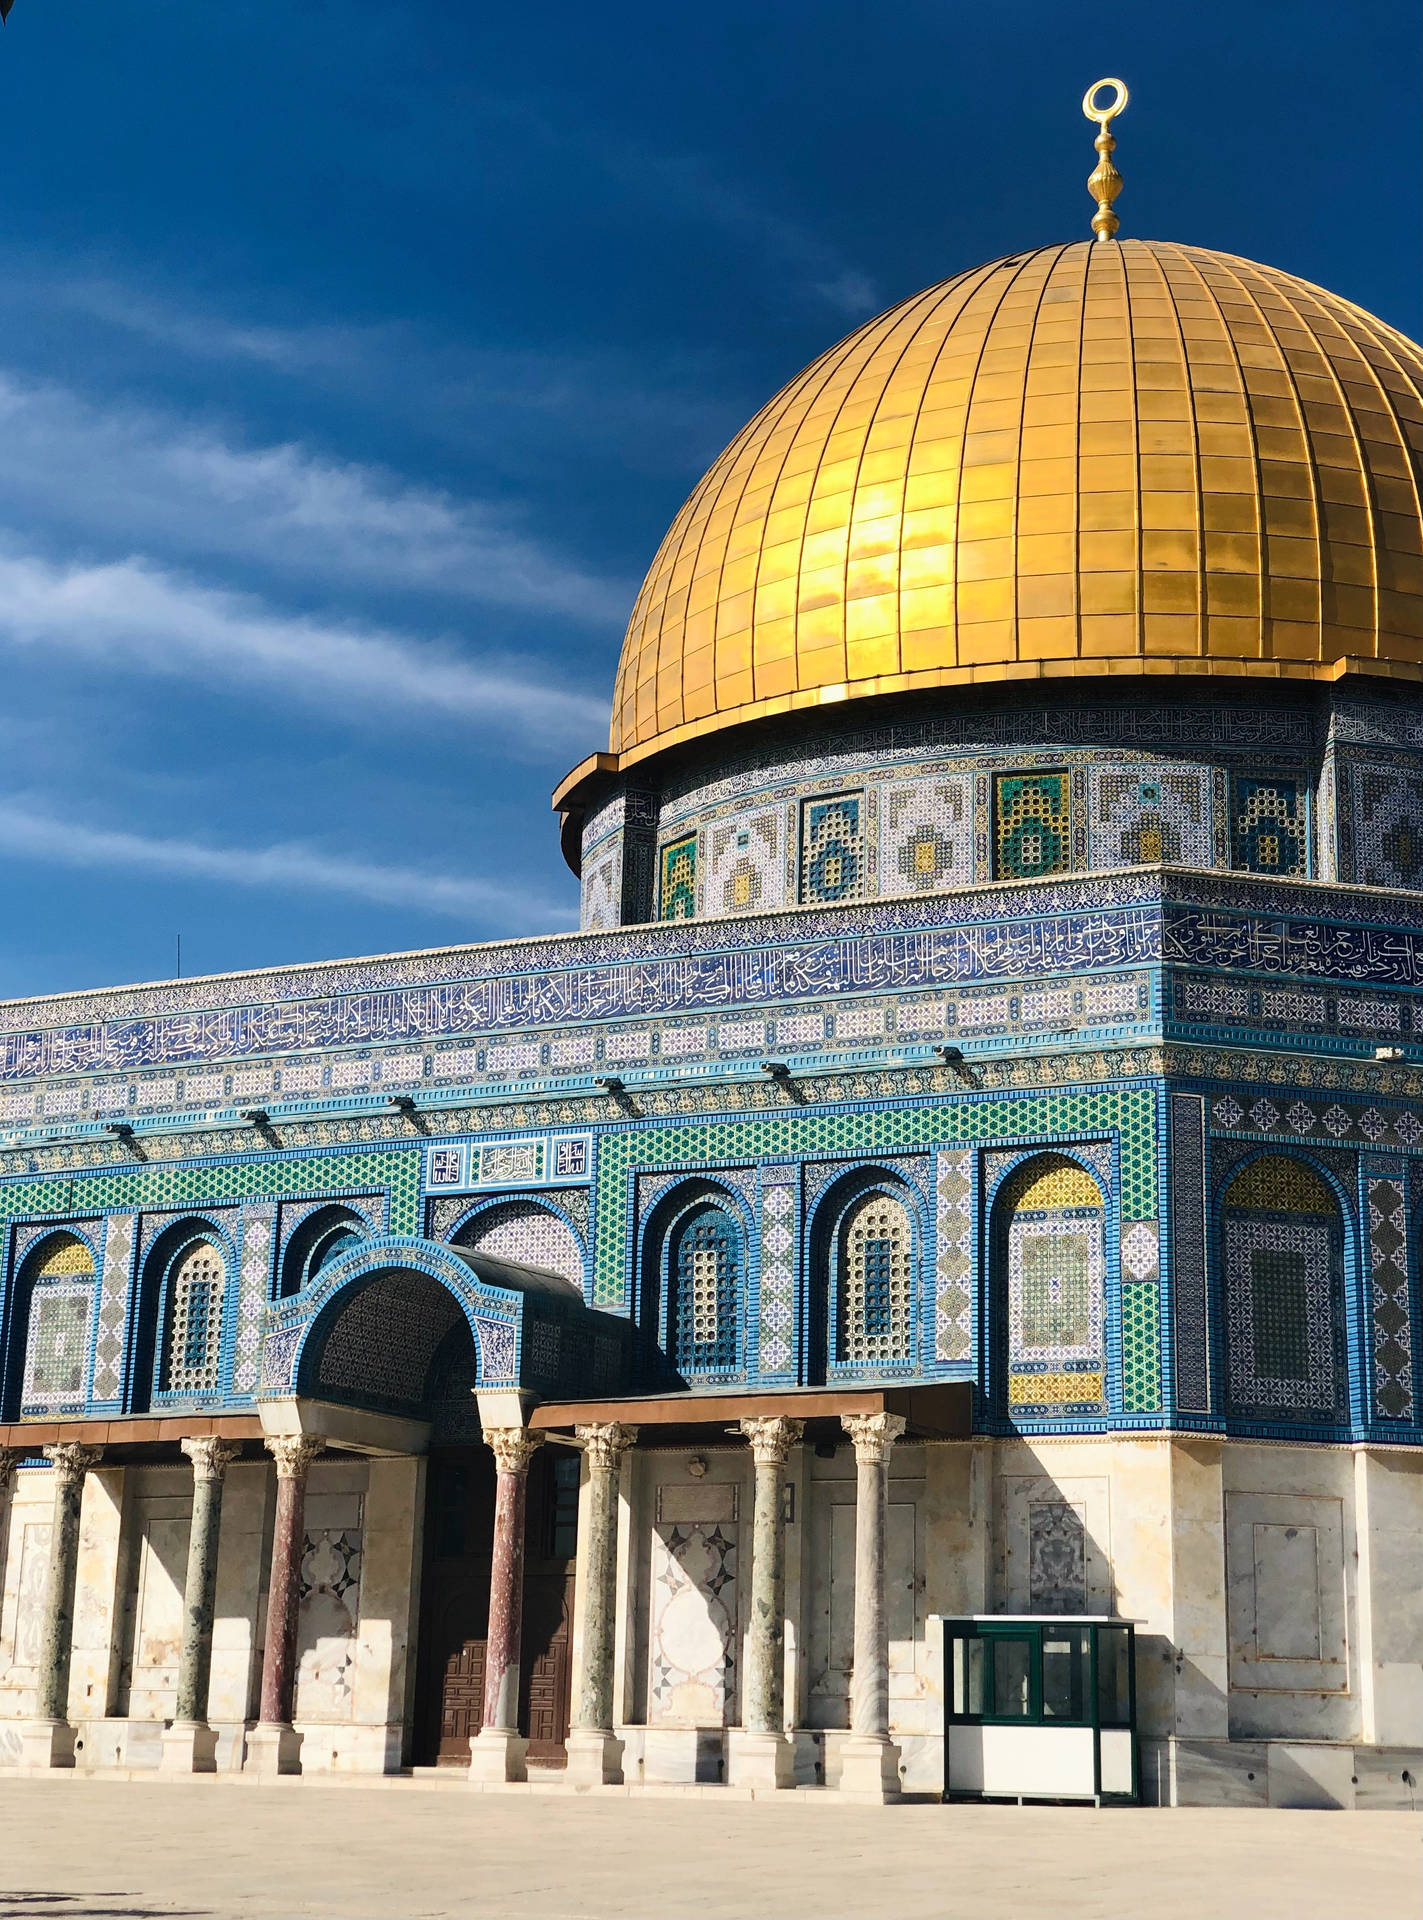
[1, 81, 1423, 1807]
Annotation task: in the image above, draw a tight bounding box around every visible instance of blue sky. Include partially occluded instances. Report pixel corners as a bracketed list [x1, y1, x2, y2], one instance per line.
[0, 0, 1415, 996]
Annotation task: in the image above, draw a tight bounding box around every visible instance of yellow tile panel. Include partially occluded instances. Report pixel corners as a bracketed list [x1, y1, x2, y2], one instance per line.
[1018, 532, 1076, 575]
[1080, 530, 1137, 571]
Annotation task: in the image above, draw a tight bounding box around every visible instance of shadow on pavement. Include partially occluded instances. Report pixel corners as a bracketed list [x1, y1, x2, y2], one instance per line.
[0, 1898, 208, 1920]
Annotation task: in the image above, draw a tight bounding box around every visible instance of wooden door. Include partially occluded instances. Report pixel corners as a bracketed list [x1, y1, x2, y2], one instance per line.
[414, 1451, 493, 1766]
[521, 1570, 574, 1757]
[413, 1447, 577, 1767]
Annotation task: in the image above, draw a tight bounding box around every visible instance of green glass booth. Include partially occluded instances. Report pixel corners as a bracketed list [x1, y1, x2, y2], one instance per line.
[938, 1615, 1138, 1804]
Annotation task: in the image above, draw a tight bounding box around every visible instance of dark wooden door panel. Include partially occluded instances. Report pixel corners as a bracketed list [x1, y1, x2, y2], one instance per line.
[521, 1572, 574, 1757]
[414, 1448, 574, 1767]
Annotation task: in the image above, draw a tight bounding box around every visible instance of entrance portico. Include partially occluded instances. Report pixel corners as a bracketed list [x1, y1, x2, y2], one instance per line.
[532, 1383, 970, 1797]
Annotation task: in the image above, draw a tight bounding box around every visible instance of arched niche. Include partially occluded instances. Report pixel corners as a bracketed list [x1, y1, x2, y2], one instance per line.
[1219, 1154, 1347, 1424]
[994, 1153, 1107, 1417]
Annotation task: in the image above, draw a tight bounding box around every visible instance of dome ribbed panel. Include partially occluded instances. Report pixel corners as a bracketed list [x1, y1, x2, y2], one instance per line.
[608, 240, 1423, 763]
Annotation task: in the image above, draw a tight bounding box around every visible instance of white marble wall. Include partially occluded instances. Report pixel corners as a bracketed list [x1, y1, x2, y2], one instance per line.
[610, 1435, 1423, 1801]
[3, 1433, 1423, 1799]
[0, 1450, 423, 1776]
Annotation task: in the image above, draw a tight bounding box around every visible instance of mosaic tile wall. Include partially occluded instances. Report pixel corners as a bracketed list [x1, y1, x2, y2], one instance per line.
[234, 1204, 274, 1397]
[800, 793, 866, 905]
[1230, 776, 1306, 877]
[580, 689, 1384, 925]
[1346, 763, 1423, 889]
[934, 1148, 973, 1363]
[705, 806, 785, 918]
[1365, 1170, 1413, 1420]
[30, 864, 1423, 1145]
[20, 1233, 96, 1413]
[91, 1212, 136, 1406]
[455, 1198, 585, 1290]
[1000, 1157, 1107, 1414]
[882, 776, 974, 896]
[591, 1085, 1157, 1307]
[8, 1048, 1423, 1439]
[19, 682, 1423, 1449]
[659, 835, 697, 921]
[580, 842, 621, 932]
[756, 1171, 797, 1377]
[1170, 1094, 1211, 1414]
[1221, 1156, 1347, 1422]
[1121, 1280, 1162, 1415]
[1090, 767, 1218, 869]
[995, 773, 1071, 882]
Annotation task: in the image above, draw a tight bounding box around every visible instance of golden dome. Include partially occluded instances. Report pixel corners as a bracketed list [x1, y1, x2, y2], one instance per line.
[607, 239, 1423, 768]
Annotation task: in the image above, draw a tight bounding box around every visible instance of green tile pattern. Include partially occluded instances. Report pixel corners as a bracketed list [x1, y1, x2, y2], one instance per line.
[592, 1086, 1155, 1305]
[0, 1147, 422, 1236]
[1121, 1279, 1162, 1413]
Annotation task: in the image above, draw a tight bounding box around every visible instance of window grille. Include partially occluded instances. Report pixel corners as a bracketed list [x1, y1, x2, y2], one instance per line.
[839, 1193, 913, 1364]
[163, 1243, 226, 1393]
[669, 1207, 739, 1373]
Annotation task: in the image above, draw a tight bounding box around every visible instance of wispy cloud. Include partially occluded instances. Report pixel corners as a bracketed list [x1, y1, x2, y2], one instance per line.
[0, 799, 574, 930]
[0, 372, 631, 623]
[50, 278, 377, 375]
[0, 549, 608, 753]
[630, 151, 883, 320]
[15, 271, 746, 476]
[481, 99, 882, 322]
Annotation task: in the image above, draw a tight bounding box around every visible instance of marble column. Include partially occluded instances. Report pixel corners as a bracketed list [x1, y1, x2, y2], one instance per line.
[161, 1436, 241, 1774]
[565, 1421, 637, 1787]
[468, 1426, 544, 1785]
[21, 1441, 103, 1768]
[246, 1433, 322, 1778]
[729, 1415, 804, 1789]
[837, 1411, 907, 1800]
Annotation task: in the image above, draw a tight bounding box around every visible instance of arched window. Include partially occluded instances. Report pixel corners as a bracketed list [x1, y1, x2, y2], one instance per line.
[311, 1223, 361, 1273]
[667, 1204, 740, 1376]
[21, 1233, 97, 1411]
[836, 1191, 914, 1366]
[279, 1206, 367, 1296]
[160, 1241, 227, 1394]
[1221, 1156, 1345, 1421]
[999, 1155, 1106, 1413]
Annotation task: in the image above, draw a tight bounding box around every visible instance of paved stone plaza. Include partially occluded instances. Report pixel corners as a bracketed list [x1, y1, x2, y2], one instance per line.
[0, 1779, 1418, 1920]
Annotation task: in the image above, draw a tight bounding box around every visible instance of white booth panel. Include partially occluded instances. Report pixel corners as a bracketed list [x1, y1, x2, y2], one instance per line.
[948, 1723, 1096, 1798]
[1099, 1728, 1133, 1795]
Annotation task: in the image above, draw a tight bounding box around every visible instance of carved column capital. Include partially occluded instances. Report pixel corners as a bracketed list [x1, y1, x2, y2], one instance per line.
[574, 1422, 638, 1471]
[42, 1442, 104, 1484]
[263, 1434, 323, 1480]
[485, 1427, 545, 1476]
[739, 1415, 805, 1466]
[839, 1411, 907, 1466]
[181, 1436, 242, 1482]
[0, 1445, 26, 1492]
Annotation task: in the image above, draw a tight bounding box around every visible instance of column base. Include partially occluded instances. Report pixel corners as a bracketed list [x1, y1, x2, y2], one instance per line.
[563, 1727, 625, 1787]
[17, 1719, 76, 1770]
[244, 1721, 304, 1778]
[159, 1719, 218, 1774]
[837, 1733, 903, 1802]
[727, 1729, 795, 1790]
[467, 1726, 528, 1784]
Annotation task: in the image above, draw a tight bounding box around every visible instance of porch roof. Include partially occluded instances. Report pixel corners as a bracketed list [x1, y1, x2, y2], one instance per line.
[529, 1379, 972, 1443]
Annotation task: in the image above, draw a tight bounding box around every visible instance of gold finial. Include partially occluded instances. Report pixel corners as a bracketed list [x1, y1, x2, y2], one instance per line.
[1083, 77, 1128, 242]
